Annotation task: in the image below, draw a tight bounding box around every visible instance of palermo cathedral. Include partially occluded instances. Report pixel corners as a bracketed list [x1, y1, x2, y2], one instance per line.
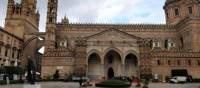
[1, 0, 200, 81]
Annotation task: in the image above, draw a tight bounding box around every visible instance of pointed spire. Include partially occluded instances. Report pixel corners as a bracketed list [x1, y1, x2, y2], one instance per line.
[62, 14, 69, 24]
[7, 0, 15, 18]
[8, 0, 14, 4]
[36, 9, 40, 15]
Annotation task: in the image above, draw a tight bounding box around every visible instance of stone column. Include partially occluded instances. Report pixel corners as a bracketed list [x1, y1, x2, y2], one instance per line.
[86, 65, 88, 77]
[122, 64, 125, 76]
[100, 64, 105, 80]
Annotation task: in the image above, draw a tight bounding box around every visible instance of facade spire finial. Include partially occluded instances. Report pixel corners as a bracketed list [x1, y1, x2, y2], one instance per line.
[62, 14, 69, 24]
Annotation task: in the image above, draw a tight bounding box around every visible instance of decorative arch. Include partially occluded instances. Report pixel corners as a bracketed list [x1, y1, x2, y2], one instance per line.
[87, 49, 102, 65]
[124, 52, 139, 77]
[124, 50, 140, 65]
[103, 47, 123, 63]
[103, 47, 123, 77]
[87, 52, 102, 80]
[23, 35, 45, 50]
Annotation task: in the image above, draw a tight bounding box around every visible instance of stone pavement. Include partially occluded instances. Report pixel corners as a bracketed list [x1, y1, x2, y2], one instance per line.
[0, 82, 200, 88]
[148, 83, 200, 88]
[0, 82, 94, 88]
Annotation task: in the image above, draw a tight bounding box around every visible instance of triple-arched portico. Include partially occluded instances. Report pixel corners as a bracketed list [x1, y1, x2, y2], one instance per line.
[87, 47, 139, 80]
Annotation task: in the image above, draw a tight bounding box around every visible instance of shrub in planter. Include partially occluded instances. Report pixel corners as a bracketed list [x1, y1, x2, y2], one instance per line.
[0, 80, 6, 85]
[0, 80, 24, 85]
[3, 66, 25, 80]
[44, 75, 52, 80]
[96, 80, 131, 88]
[141, 79, 149, 85]
[0, 67, 5, 74]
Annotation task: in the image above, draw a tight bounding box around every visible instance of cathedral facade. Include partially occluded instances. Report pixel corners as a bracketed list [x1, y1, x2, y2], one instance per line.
[0, 0, 41, 71]
[41, 0, 200, 81]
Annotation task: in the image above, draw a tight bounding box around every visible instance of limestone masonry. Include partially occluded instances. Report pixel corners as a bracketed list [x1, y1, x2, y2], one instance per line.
[1, 0, 200, 81]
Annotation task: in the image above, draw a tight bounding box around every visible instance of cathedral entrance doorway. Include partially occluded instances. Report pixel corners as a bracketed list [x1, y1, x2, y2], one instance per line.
[108, 67, 114, 79]
[104, 50, 122, 79]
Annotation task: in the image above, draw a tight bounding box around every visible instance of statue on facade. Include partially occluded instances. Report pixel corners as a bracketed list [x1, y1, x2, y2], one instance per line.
[27, 56, 36, 84]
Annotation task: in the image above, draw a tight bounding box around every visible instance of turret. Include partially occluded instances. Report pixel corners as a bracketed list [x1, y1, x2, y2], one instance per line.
[164, 0, 200, 25]
[6, 0, 14, 18]
[61, 15, 69, 24]
[4, 0, 40, 38]
[45, 0, 58, 49]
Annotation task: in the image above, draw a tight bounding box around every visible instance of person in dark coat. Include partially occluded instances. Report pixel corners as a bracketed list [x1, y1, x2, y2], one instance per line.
[79, 77, 83, 88]
[27, 56, 36, 84]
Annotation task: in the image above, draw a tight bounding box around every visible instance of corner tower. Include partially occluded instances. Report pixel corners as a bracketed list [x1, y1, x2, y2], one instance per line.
[4, 0, 40, 39]
[164, 0, 200, 50]
[164, 0, 200, 25]
[45, 0, 58, 49]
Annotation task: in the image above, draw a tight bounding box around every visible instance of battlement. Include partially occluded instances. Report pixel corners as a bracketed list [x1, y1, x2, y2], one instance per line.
[151, 48, 200, 58]
[57, 23, 176, 30]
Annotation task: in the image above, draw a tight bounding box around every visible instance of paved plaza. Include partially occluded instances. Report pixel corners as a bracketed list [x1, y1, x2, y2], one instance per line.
[0, 82, 200, 88]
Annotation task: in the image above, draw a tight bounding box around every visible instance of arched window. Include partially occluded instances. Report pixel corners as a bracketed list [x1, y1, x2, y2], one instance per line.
[180, 37, 184, 48]
[5, 48, 8, 56]
[165, 39, 168, 49]
[17, 50, 20, 59]
[168, 60, 171, 65]
[157, 60, 161, 65]
[166, 12, 169, 19]
[188, 60, 191, 66]
[49, 7, 54, 13]
[108, 55, 113, 64]
[12, 51, 15, 58]
[188, 6, 193, 14]
[49, 17, 53, 23]
[175, 8, 179, 16]
[177, 60, 181, 65]
[150, 40, 153, 48]
[170, 43, 174, 47]
[198, 60, 200, 66]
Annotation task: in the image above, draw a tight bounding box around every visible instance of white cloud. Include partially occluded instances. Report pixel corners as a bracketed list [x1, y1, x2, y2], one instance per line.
[0, 0, 166, 32]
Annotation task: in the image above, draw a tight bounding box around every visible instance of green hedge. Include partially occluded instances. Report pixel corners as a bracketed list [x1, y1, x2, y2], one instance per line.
[96, 80, 131, 88]
[0, 80, 24, 85]
[36, 79, 64, 82]
[0, 66, 25, 75]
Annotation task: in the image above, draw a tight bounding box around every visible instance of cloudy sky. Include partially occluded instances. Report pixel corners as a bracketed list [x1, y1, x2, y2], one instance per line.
[0, 0, 166, 32]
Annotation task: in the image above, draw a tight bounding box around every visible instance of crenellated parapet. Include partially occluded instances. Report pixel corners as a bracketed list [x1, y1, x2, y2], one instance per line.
[58, 23, 175, 29]
[56, 23, 177, 33]
[43, 48, 74, 57]
[151, 49, 200, 58]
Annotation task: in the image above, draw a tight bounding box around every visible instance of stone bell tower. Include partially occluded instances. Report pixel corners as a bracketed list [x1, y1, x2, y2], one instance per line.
[5, 0, 40, 39]
[4, 0, 40, 67]
[45, 0, 58, 49]
[164, 0, 200, 25]
[164, 0, 200, 50]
